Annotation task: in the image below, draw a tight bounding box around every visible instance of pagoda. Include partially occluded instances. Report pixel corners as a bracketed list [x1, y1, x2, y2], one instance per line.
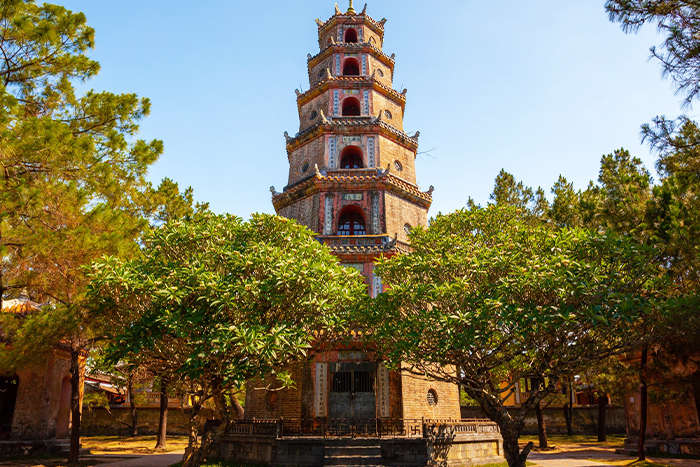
[246, 0, 460, 426]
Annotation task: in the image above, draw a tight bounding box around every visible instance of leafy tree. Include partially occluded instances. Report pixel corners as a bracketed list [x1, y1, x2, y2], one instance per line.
[489, 169, 548, 218]
[365, 206, 661, 467]
[606, 0, 700, 107]
[87, 213, 367, 467]
[0, 2, 167, 464]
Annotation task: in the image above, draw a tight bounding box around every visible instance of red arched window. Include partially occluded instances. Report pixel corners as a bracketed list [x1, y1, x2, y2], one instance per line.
[343, 58, 360, 76]
[342, 97, 361, 116]
[344, 28, 358, 43]
[340, 146, 364, 168]
[337, 209, 366, 236]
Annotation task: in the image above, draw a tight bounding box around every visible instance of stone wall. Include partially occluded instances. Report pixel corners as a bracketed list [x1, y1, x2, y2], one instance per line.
[80, 406, 213, 436]
[460, 406, 627, 435]
[402, 369, 461, 421]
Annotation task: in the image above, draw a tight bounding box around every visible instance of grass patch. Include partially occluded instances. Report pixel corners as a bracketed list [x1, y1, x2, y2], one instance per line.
[519, 434, 627, 448]
[81, 435, 189, 454]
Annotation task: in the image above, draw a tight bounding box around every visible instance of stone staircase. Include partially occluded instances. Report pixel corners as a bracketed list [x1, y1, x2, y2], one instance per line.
[324, 439, 383, 467]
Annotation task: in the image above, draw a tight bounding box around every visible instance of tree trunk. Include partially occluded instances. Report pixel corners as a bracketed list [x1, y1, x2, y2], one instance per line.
[638, 345, 648, 461]
[502, 426, 532, 467]
[155, 379, 168, 451]
[67, 347, 83, 466]
[563, 376, 574, 436]
[535, 401, 548, 449]
[128, 379, 138, 437]
[597, 394, 608, 442]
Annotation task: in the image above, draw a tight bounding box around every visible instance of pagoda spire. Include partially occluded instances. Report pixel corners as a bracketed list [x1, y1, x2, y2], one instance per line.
[347, 0, 356, 14]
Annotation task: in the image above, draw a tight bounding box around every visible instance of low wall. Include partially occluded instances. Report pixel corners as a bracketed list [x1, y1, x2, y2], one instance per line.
[80, 406, 214, 436]
[460, 406, 626, 435]
[215, 433, 504, 467]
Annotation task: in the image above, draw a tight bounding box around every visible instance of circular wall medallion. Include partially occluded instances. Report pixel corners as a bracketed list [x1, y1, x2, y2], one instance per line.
[301, 161, 310, 173]
[384, 110, 393, 120]
[394, 160, 403, 172]
[404, 223, 412, 236]
[310, 110, 318, 121]
[427, 389, 438, 406]
[376, 69, 384, 77]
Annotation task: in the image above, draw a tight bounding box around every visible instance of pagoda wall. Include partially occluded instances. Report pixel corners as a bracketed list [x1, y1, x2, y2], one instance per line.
[401, 369, 461, 421]
[298, 94, 330, 132]
[288, 138, 326, 185]
[309, 57, 334, 88]
[278, 195, 320, 233]
[371, 93, 404, 128]
[384, 192, 428, 242]
[244, 363, 304, 420]
[377, 138, 417, 184]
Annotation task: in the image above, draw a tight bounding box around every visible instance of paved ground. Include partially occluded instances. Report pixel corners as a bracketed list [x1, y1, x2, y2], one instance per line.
[87, 451, 184, 467]
[527, 444, 700, 467]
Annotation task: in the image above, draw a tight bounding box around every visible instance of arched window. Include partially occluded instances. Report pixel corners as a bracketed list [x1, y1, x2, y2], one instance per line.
[344, 28, 358, 43]
[343, 58, 360, 76]
[340, 146, 364, 169]
[342, 97, 361, 116]
[337, 208, 366, 236]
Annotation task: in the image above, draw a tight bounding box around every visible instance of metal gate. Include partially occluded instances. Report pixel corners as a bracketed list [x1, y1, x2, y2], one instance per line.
[328, 362, 376, 421]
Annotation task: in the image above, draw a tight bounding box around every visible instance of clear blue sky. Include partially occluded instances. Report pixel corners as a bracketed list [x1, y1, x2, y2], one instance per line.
[59, 0, 688, 218]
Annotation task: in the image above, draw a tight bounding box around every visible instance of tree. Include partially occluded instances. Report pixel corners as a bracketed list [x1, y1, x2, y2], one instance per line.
[0, 2, 164, 464]
[87, 213, 367, 467]
[365, 206, 661, 467]
[489, 169, 548, 218]
[606, 0, 700, 107]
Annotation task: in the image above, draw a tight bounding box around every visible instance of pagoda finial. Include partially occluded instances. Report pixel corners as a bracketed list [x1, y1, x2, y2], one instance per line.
[347, 0, 356, 14]
[335, 3, 341, 15]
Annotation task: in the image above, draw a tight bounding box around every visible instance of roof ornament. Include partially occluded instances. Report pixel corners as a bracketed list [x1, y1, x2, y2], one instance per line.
[307, 53, 312, 60]
[284, 131, 293, 143]
[427, 185, 435, 196]
[315, 18, 325, 27]
[376, 108, 383, 121]
[361, 3, 367, 14]
[335, 3, 341, 15]
[295, 89, 301, 97]
[347, 0, 356, 14]
[315, 164, 322, 176]
[325, 68, 332, 80]
[370, 69, 377, 80]
[319, 109, 330, 124]
[380, 18, 388, 26]
[401, 88, 408, 95]
[412, 130, 420, 140]
[270, 186, 280, 196]
[385, 163, 391, 175]
[19, 288, 29, 300]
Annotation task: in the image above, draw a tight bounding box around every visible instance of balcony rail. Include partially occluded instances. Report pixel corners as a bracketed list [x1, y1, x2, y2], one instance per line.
[223, 418, 498, 439]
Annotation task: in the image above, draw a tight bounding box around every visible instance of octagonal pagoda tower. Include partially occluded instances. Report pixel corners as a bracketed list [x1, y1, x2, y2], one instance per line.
[248, 1, 459, 425]
[271, 1, 434, 291]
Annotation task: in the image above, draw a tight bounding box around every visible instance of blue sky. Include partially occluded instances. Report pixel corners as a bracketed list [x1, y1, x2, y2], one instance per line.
[59, 0, 688, 218]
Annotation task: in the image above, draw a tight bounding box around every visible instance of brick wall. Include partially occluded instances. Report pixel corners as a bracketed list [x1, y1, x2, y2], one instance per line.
[278, 195, 320, 233]
[401, 367, 461, 421]
[288, 137, 325, 186]
[377, 137, 417, 184]
[244, 363, 304, 420]
[372, 92, 404, 130]
[384, 192, 428, 242]
[299, 93, 330, 132]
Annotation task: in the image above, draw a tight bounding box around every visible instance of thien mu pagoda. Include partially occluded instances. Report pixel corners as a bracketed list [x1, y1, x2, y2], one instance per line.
[223, 3, 504, 466]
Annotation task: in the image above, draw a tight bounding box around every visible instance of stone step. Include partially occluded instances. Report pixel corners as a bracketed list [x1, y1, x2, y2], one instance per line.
[323, 455, 383, 465]
[324, 438, 383, 447]
[325, 446, 381, 456]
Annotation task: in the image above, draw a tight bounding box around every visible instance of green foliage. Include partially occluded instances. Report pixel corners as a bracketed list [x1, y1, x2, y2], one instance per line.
[489, 169, 548, 218]
[87, 212, 367, 404]
[366, 205, 660, 466]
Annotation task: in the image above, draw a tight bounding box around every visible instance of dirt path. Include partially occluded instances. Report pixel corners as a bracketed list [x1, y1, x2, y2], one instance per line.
[527, 443, 700, 467]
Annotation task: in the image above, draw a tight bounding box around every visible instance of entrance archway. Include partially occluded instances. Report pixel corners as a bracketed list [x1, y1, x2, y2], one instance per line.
[0, 376, 19, 440]
[344, 28, 358, 43]
[337, 207, 366, 236]
[329, 363, 376, 420]
[340, 146, 364, 169]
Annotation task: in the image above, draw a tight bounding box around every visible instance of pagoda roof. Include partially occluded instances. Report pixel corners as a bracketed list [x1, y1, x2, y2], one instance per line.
[286, 116, 419, 155]
[316, 8, 386, 41]
[1, 290, 42, 316]
[297, 75, 406, 110]
[308, 43, 395, 71]
[272, 168, 433, 212]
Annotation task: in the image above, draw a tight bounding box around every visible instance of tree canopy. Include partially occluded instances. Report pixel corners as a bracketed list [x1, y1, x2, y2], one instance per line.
[365, 206, 661, 467]
[87, 212, 368, 467]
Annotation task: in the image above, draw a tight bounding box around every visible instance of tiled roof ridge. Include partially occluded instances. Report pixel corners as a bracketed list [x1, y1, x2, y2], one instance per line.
[297, 75, 406, 104]
[271, 170, 433, 207]
[316, 13, 386, 36]
[308, 42, 394, 65]
[286, 117, 418, 151]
